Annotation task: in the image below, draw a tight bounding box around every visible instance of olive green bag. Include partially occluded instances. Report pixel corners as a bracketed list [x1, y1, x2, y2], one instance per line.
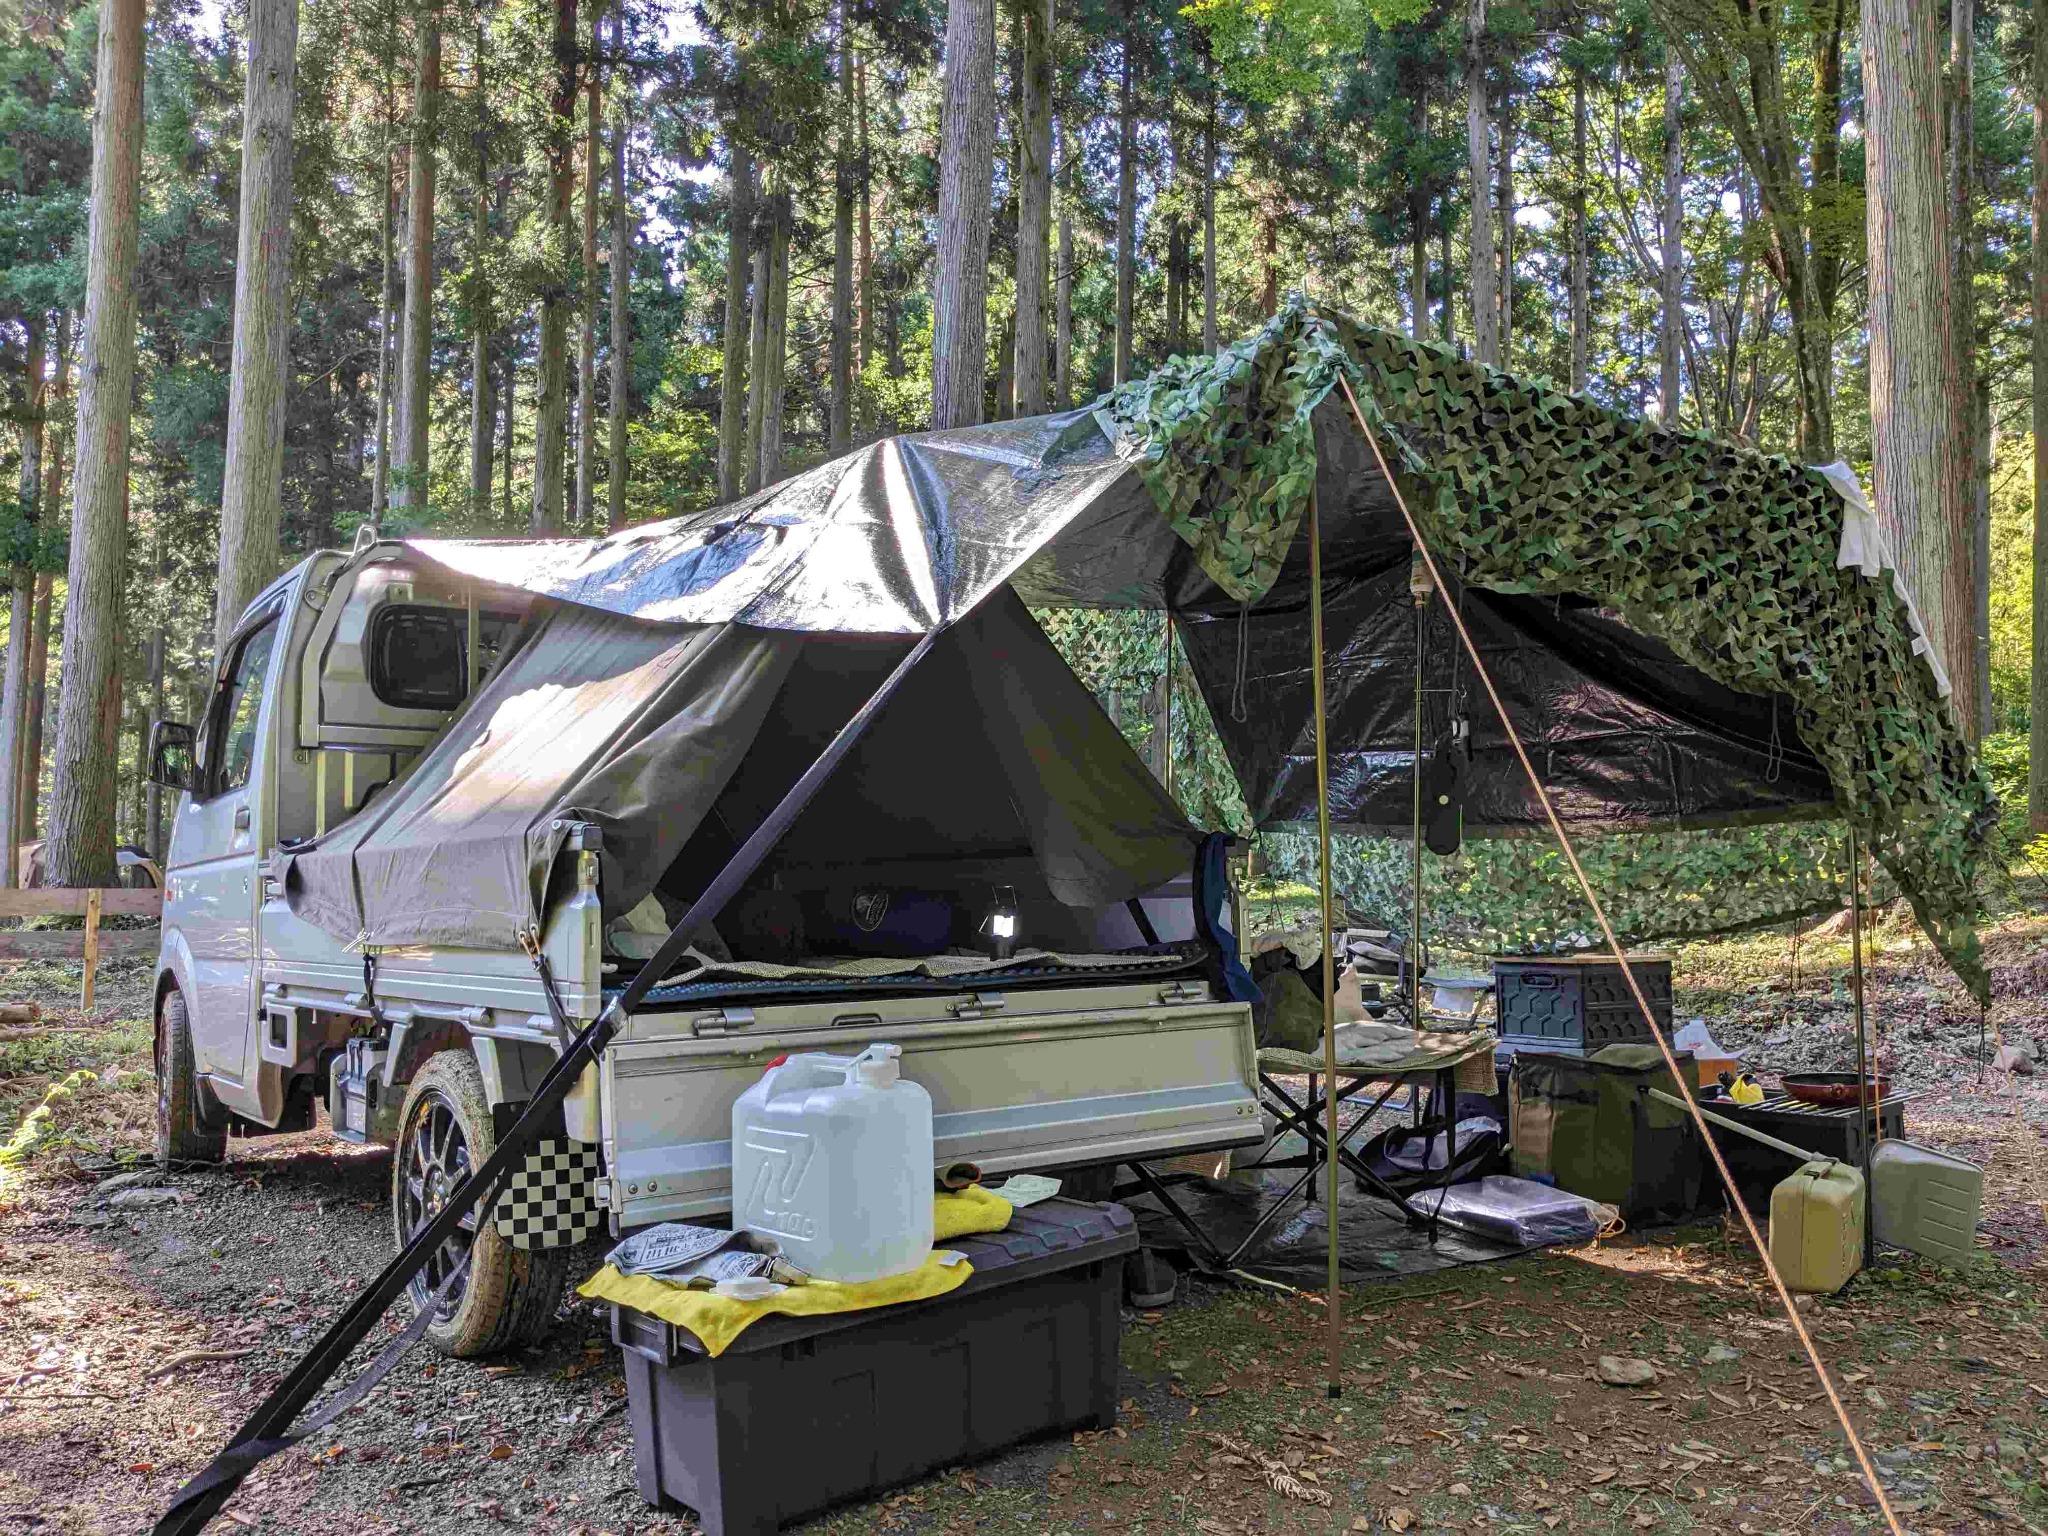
[1509, 1045, 1702, 1218]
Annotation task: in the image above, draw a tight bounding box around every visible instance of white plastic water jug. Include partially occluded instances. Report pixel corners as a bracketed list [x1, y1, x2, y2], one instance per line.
[729, 1043, 935, 1283]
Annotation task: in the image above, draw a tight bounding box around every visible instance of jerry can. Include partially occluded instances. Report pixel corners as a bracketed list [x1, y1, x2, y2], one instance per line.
[730, 1043, 934, 1283]
[1770, 1159, 1865, 1294]
[1871, 1140, 1983, 1266]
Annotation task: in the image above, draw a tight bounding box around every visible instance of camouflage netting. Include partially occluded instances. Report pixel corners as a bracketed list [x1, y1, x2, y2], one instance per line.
[1105, 297, 1996, 1002]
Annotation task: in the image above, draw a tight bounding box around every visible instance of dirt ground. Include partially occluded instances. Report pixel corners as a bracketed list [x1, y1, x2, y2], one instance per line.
[2, 920, 2045, 1536]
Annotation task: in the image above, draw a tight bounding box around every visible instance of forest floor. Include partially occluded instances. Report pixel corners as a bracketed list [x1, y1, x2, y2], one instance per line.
[1, 915, 2044, 1536]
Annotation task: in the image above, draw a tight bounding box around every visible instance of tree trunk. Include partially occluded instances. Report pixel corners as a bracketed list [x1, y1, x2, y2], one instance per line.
[1056, 128, 1074, 409]
[744, 235, 770, 490]
[1202, 91, 1217, 354]
[993, 309, 1014, 421]
[930, 0, 997, 428]
[531, 0, 579, 533]
[1569, 61, 1588, 391]
[1409, 186, 1429, 342]
[215, 0, 300, 652]
[1866, 0, 1965, 700]
[1659, 49, 1683, 421]
[2032, 3, 2048, 829]
[576, 0, 602, 528]
[1013, 0, 1051, 415]
[856, 54, 874, 397]
[1113, 23, 1137, 385]
[469, 25, 494, 523]
[1495, 78, 1514, 362]
[394, 6, 440, 516]
[0, 318, 43, 889]
[22, 329, 64, 847]
[1259, 205, 1277, 317]
[830, 15, 855, 452]
[606, 0, 631, 531]
[756, 193, 790, 486]
[372, 33, 397, 527]
[47, 0, 144, 888]
[1439, 202, 1454, 345]
[717, 140, 754, 502]
[1947, 0, 1982, 739]
[501, 324, 517, 523]
[1464, 0, 1497, 367]
[22, 573, 53, 841]
[144, 572, 165, 859]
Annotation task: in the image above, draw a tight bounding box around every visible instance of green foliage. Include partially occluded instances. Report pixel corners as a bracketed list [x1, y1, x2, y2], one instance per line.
[1988, 436, 2034, 734]
[1257, 822, 1856, 955]
[1106, 297, 1996, 1000]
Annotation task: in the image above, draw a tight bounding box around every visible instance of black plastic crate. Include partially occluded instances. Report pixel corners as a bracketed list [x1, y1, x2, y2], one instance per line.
[611, 1199, 1138, 1535]
[1495, 954, 1672, 1054]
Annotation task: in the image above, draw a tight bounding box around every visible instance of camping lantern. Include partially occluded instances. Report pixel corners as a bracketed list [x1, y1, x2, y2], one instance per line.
[986, 886, 1020, 960]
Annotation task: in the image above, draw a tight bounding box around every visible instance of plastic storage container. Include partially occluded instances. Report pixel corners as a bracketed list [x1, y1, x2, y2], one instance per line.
[1770, 1159, 1865, 1294]
[612, 1199, 1137, 1536]
[1495, 955, 1672, 1058]
[730, 1043, 933, 1283]
[1871, 1140, 1982, 1265]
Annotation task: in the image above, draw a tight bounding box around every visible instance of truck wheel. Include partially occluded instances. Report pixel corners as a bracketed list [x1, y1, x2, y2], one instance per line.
[392, 1050, 570, 1358]
[156, 988, 228, 1166]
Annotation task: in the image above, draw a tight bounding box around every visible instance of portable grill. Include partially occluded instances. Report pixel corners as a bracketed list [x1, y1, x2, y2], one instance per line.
[1703, 1089, 1914, 1212]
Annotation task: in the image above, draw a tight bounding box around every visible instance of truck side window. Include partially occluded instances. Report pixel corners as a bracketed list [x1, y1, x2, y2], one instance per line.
[201, 617, 280, 798]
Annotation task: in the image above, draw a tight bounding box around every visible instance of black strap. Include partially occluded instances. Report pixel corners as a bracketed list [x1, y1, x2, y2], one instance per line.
[155, 1254, 470, 1515]
[158, 618, 948, 1534]
[155, 978, 616, 1536]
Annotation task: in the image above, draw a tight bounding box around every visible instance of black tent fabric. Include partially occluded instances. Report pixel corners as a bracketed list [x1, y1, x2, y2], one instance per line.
[284, 592, 1197, 950]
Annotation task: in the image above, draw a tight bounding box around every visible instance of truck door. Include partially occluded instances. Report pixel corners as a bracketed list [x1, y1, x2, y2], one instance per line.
[167, 608, 284, 1090]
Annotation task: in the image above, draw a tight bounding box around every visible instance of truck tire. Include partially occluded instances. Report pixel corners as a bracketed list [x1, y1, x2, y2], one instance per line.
[156, 987, 228, 1166]
[392, 1050, 570, 1358]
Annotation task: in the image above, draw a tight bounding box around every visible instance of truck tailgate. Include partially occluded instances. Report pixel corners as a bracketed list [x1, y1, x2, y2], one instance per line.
[599, 981, 1258, 1229]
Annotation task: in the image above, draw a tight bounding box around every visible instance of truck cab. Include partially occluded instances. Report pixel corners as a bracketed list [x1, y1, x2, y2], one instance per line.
[149, 540, 1260, 1356]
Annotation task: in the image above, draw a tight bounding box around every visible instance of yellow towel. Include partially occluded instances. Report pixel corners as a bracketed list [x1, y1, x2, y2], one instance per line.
[933, 1183, 1014, 1241]
[578, 1187, 1015, 1358]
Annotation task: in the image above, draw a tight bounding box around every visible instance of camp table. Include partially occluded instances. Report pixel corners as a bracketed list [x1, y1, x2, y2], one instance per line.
[1128, 1032, 1496, 1268]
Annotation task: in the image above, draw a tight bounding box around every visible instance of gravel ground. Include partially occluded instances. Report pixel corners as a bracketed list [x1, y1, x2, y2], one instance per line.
[2, 921, 2044, 1535]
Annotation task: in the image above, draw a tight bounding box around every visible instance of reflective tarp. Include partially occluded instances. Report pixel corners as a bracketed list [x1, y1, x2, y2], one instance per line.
[284, 593, 1198, 950]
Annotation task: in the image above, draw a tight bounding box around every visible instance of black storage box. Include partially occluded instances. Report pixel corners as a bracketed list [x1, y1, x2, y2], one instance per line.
[611, 1199, 1138, 1536]
[1703, 1092, 1907, 1212]
[1495, 954, 1673, 1064]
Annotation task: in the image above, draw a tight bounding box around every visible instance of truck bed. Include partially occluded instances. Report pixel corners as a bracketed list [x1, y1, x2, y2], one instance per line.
[600, 975, 1259, 1230]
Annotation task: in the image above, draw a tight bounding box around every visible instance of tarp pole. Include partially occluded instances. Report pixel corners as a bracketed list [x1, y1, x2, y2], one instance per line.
[1336, 371, 1906, 1536]
[1411, 568, 1426, 1021]
[1847, 820, 1873, 1263]
[1307, 483, 1343, 1400]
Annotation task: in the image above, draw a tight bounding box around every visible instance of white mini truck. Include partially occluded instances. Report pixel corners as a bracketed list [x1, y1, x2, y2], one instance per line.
[148, 540, 1261, 1355]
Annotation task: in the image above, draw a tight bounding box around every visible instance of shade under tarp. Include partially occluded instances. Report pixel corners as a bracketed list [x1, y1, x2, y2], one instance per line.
[284, 593, 1197, 951]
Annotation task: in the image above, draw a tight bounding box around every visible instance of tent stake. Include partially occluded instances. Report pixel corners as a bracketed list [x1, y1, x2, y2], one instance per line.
[1307, 483, 1342, 1399]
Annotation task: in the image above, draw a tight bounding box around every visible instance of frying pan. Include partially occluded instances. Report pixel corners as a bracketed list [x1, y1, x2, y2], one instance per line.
[1781, 1070, 1889, 1107]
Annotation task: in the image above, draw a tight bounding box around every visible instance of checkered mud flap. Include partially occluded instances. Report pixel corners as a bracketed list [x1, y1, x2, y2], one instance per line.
[492, 1140, 602, 1251]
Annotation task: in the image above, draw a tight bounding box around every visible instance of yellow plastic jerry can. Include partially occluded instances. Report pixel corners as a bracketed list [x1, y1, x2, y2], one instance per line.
[1770, 1159, 1865, 1294]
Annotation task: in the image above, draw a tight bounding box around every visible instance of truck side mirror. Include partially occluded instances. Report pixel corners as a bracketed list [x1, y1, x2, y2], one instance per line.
[148, 719, 200, 793]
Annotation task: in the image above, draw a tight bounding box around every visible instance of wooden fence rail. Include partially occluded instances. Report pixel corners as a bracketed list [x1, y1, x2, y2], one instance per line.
[0, 887, 162, 1008]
